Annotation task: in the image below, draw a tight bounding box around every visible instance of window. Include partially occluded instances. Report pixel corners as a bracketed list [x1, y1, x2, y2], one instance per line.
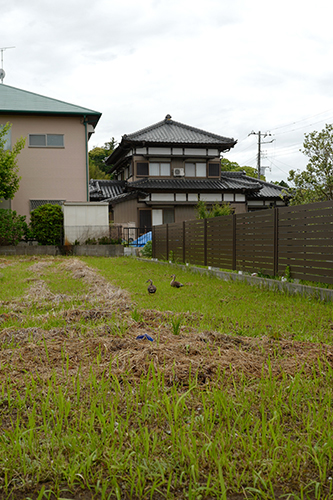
[137, 162, 149, 176]
[30, 199, 64, 211]
[29, 134, 64, 148]
[208, 163, 220, 178]
[163, 208, 174, 224]
[149, 162, 170, 176]
[152, 208, 174, 226]
[139, 209, 152, 229]
[137, 162, 170, 177]
[185, 162, 206, 177]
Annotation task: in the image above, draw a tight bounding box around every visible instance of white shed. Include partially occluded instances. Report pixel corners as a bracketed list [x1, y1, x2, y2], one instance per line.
[63, 202, 109, 244]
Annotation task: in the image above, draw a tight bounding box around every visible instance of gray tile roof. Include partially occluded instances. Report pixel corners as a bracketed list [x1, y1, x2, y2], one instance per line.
[105, 115, 237, 170]
[127, 176, 261, 193]
[125, 114, 236, 146]
[0, 84, 101, 128]
[102, 191, 141, 205]
[89, 180, 126, 200]
[243, 176, 288, 199]
[90, 172, 289, 206]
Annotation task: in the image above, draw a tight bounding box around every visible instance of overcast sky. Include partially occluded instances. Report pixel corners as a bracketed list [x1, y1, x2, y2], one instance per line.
[2, 0, 333, 183]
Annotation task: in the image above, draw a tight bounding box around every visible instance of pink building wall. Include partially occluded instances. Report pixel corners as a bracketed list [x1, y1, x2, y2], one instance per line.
[2, 114, 88, 220]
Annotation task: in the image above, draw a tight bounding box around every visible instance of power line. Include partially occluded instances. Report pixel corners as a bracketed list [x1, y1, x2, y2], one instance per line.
[270, 108, 333, 132]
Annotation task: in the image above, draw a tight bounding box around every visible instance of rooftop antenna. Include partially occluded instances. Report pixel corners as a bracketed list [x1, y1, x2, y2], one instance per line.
[0, 46, 15, 84]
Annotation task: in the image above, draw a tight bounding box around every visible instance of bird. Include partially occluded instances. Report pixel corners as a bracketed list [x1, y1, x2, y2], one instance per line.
[146, 279, 157, 294]
[170, 274, 183, 288]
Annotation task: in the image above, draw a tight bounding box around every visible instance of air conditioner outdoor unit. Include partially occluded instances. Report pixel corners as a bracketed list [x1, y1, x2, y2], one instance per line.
[173, 168, 185, 177]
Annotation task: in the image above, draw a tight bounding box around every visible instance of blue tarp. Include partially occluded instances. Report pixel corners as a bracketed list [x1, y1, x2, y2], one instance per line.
[129, 231, 152, 247]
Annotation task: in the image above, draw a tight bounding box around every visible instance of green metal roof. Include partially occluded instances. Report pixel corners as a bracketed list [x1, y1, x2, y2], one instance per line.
[0, 84, 101, 128]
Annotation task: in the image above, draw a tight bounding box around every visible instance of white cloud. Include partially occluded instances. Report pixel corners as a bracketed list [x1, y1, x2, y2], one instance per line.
[2, 0, 333, 182]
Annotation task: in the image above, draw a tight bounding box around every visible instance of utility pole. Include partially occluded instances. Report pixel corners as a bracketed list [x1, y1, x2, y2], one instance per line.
[249, 130, 274, 179]
[0, 46, 15, 84]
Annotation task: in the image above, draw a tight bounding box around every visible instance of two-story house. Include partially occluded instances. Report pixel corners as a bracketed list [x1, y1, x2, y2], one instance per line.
[0, 84, 101, 220]
[95, 115, 287, 230]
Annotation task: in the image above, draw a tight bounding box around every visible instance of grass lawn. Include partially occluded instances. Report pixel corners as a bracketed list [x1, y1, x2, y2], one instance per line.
[0, 255, 333, 500]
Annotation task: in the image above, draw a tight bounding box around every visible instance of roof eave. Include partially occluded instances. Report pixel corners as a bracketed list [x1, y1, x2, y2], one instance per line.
[0, 109, 102, 129]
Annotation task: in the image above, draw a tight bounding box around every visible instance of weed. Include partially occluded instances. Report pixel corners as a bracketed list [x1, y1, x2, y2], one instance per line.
[170, 314, 183, 335]
[131, 307, 143, 322]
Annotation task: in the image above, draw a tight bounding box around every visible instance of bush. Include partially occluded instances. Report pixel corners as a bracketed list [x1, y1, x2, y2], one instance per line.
[0, 209, 28, 246]
[195, 200, 233, 218]
[30, 204, 64, 245]
[141, 240, 152, 258]
[98, 236, 110, 245]
[85, 237, 97, 245]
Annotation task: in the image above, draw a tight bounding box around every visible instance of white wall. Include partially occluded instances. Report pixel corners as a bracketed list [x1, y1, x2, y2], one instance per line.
[63, 202, 109, 244]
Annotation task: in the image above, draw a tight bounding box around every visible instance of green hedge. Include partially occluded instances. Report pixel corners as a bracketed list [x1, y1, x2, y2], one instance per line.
[30, 204, 64, 245]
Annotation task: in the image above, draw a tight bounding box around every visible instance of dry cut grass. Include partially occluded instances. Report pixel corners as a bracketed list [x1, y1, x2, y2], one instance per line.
[0, 257, 332, 500]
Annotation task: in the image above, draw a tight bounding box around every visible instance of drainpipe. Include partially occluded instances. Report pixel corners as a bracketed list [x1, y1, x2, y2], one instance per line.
[83, 115, 89, 201]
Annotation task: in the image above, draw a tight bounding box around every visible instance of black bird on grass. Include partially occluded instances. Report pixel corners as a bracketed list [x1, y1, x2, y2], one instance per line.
[146, 279, 157, 294]
[170, 274, 183, 288]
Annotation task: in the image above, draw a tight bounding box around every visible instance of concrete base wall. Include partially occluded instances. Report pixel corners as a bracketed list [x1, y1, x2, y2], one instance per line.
[0, 245, 59, 256]
[73, 245, 124, 257]
[0, 245, 124, 257]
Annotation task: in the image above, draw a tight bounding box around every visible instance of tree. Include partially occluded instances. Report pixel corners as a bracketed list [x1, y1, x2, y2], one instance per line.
[288, 124, 333, 205]
[273, 180, 289, 188]
[0, 123, 26, 200]
[88, 137, 117, 179]
[220, 158, 266, 181]
[195, 200, 233, 219]
[0, 209, 28, 245]
[89, 161, 110, 180]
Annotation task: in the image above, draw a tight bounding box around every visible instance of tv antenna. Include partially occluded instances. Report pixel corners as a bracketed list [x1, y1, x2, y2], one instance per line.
[0, 46, 15, 84]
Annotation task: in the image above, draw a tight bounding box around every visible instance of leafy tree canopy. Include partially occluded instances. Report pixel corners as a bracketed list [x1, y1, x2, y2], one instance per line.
[195, 200, 233, 219]
[0, 123, 26, 200]
[88, 138, 117, 178]
[221, 158, 266, 181]
[288, 124, 333, 205]
[273, 180, 289, 188]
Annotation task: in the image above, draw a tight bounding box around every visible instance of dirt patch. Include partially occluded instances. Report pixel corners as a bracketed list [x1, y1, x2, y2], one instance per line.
[0, 258, 332, 390]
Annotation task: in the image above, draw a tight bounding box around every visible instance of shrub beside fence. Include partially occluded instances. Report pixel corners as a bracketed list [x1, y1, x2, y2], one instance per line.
[152, 201, 333, 285]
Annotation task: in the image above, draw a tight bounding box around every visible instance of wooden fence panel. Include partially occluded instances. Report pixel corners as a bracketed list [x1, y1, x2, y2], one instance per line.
[184, 219, 205, 265]
[278, 202, 333, 284]
[152, 201, 333, 285]
[168, 222, 184, 262]
[153, 225, 168, 260]
[236, 210, 275, 275]
[206, 215, 234, 269]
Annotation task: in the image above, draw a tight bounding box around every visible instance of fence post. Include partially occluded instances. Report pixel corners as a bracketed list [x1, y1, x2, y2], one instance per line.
[183, 220, 186, 263]
[166, 224, 169, 261]
[204, 218, 208, 267]
[152, 226, 155, 258]
[232, 213, 236, 270]
[273, 208, 279, 277]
